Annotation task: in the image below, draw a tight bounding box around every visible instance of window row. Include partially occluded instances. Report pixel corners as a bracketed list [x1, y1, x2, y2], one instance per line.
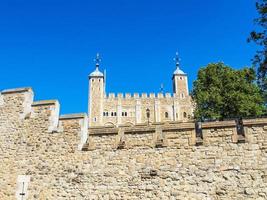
[103, 111, 187, 118]
[103, 112, 128, 117]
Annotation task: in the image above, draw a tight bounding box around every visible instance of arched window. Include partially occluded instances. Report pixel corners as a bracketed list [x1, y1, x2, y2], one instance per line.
[165, 112, 169, 118]
[114, 112, 117, 116]
[103, 112, 106, 116]
[111, 112, 114, 116]
[122, 112, 124, 116]
[125, 112, 127, 117]
[183, 112, 187, 118]
[106, 112, 108, 116]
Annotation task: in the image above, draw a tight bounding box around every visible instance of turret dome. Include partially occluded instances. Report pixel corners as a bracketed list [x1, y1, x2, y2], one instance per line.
[89, 68, 104, 77]
[89, 53, 104, 78]
[173, 68, 186, 75]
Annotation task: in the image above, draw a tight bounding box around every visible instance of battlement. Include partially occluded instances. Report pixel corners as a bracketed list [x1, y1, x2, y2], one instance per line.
[104, 92, 175, 100]
[0, 87, 88, 150]
[1, 87, 266, 152]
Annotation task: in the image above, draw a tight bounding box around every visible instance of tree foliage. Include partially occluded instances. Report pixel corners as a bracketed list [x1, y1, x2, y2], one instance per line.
[248, 0, 267, 102]
[192, 63, 265, 120]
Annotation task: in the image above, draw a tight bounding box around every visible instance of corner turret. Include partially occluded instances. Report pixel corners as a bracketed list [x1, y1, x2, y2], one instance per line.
[88, 53, 105, 126]
[172, 52, 189, 98]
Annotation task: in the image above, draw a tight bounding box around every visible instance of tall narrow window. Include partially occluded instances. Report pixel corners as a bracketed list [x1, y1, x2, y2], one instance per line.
[146, 109, 150, 119]
[165, 112, 169, 118]
[183, 112, 187, 118]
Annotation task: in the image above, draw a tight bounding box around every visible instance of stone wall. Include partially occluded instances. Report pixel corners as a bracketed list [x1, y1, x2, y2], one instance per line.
[0, 88, 267, 200]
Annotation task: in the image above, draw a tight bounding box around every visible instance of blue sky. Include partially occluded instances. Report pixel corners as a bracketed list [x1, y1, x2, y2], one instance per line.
[0, 0, 259, 114]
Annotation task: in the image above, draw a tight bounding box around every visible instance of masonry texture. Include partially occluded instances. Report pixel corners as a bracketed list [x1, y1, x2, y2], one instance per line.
[0, 87, 267, 200]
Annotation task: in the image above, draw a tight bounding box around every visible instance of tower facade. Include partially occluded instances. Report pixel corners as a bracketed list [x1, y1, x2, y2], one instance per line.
[88, 53, 105, 126]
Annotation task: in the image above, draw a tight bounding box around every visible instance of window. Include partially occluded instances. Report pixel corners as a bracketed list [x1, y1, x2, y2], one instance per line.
[122, 112, 124, 116]
[183, 112, 187, 118]
[105, 112, 108, 116]
[111, 112, 114, 116]
[114, 112, 117, 116]
[146, 109, 150, 119]
[122, 112, 127, 117]
[180, 77, 183, 80]
[165, 112, 169, 118]
[125, 112, 127, 117]
[103, 112, 106, 116]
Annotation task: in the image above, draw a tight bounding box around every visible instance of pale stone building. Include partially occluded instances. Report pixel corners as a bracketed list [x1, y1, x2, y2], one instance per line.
[88, 53, 193, 127]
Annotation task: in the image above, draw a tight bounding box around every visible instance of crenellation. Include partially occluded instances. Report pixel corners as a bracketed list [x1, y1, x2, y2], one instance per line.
[59, 113, 88, 150]
[157, 93, 164, 98]
[108, 93, 115, 98]
[0, 87, 34, 120]
[133, 93, 140, 98]
[125, 93, 131, 98]
[165, 93, 172, 98]
[117, 93, 123, 98]
[141, 93, 148, 98]
[31, 100, 60, 133]
[149, 93, 155, 98]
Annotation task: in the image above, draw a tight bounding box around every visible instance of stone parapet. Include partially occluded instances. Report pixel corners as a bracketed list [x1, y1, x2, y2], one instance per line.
[0, 87, 267, 199]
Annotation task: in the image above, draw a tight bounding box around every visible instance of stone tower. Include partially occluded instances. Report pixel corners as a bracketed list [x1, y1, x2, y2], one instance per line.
[172, 52, 189, 98]
[88, 53, 105, 126]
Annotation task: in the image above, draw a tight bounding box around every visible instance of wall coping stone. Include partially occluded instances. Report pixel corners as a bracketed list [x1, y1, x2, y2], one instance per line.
[201, 120, 236, 129]
[1, 87, 32, 94]
[32, 100, 59, 107]
[243, 118, 267, 126]
[60, 113, 87, 120]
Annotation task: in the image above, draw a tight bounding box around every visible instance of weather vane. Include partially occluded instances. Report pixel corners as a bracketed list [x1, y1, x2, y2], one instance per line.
[94, 53, 101, 68]
[173, 51, 181, 69]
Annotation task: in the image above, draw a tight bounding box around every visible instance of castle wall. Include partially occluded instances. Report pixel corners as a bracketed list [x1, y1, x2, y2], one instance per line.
[0, 88, 267, 200]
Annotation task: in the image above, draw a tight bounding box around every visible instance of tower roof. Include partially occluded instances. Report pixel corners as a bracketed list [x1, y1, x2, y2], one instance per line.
[89, 53, 104, 78]
[173, 52, 186, 75]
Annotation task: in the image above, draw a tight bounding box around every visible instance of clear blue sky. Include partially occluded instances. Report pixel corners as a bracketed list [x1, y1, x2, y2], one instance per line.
[0, 0, 259, 114]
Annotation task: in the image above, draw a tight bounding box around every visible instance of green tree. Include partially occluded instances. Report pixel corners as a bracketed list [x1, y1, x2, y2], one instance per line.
[248, 0, 267, 102]
[192, 63, 265, 120]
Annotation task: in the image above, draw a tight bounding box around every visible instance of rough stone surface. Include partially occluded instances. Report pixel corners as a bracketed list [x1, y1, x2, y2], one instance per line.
[0, 88, 267, 199]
